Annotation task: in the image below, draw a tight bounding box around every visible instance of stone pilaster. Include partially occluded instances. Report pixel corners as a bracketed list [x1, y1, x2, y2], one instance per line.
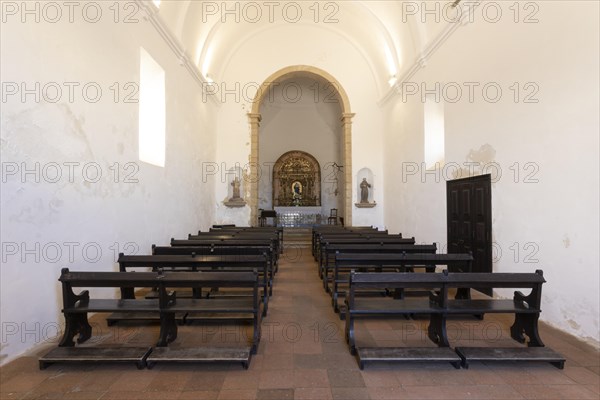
[341, 113, 355, 226]
[247, 113, 262, 226]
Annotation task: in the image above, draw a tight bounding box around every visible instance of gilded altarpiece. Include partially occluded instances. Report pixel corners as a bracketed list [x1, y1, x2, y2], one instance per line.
[273, 151, 321, 207]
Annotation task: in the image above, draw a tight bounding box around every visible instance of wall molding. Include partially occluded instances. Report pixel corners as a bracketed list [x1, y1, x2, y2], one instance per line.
[136, 0, 219, 106]
[378, 2, 480, 106]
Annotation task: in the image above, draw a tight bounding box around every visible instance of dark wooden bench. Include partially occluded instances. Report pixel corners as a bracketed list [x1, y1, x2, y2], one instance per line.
[320, 243, 437, 282]
[314, 231, 392, 261]
[344, 270, 565, 369]
[152, 244, 278, 281]
[209, 226, 284, 250]
[40, 268, 260, 369]
[332, 253, 473, 313]
[187, 233, 281, 255]
[311, 226, 379, 258]
[117, 253, 271, 317]
[172, 237, 280, 257]
[318, 237, 415, 267]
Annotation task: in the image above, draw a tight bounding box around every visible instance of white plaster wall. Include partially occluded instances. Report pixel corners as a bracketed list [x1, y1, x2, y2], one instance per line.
[258, 76, 342, 216]
[0, 4, 217, 364]
[212, 24, 386, 228]
[383, 2, 600, 345]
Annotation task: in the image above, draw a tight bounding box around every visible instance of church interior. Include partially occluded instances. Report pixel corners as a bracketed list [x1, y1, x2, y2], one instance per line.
[1, 1, 599, 399]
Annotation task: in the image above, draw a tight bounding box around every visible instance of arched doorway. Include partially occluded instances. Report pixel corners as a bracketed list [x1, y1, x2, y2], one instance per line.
[247, 65, 354, 226]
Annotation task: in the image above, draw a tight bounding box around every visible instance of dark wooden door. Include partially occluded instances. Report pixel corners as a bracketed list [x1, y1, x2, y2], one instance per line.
[447, 174, 492, 294]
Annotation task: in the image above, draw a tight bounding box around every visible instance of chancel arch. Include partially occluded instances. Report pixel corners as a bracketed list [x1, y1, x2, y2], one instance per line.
[248, 65, 354, 226]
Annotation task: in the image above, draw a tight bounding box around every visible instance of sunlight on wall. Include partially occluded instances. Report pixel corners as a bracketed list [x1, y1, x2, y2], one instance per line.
[424, 94, 445, 169]
[153, 0, 161, 8]
[139, 47, 165, 167]
[384, 45, 397, 86]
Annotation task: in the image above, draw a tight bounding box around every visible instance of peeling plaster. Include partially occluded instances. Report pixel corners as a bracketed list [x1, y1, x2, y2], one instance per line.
[451, 143, 498, 180]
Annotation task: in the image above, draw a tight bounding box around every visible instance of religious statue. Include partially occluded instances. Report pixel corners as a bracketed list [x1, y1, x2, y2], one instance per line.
[360, 178, 371, 203]
[230, 177, 241, 201]
[293, 181, 302, 196]
[224, 176, 246, 207]
[291, 181, 303, 206]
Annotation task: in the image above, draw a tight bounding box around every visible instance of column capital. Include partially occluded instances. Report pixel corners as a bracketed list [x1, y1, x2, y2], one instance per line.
[340, 113, 355, 126]
[247, 113, 262, 125]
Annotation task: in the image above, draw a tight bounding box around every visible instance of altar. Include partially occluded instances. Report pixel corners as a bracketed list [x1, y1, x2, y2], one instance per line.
[275, 206, 323, 227]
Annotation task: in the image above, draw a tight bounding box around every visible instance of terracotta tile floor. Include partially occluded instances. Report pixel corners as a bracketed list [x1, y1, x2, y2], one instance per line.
[1, 247, 599, 400]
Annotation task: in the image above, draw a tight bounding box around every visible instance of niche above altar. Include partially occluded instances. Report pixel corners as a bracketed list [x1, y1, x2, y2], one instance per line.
[273, 150, 321, 207]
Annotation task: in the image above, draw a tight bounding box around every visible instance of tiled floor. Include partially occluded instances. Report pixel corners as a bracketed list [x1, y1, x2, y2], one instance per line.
[1, 247, 599, 400]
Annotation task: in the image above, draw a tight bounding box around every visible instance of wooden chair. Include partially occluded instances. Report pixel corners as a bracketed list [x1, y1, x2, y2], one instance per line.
[259, 210, 277, 227]
[327, 209, 338, 225]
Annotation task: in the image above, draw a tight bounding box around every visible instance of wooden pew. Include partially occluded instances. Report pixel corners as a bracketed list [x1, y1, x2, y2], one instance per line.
[117, 253, 271, 317]
[209, 226, 284, 250]
[151, 244, 277, 290]
[320, 243, 437, 288]
[40, 268, 260, 369]
[332, 253, 473, 313]
[311, 226, 378, 258]
[173, 237, 280, 257]
[318, 237, 416, 269]
[313, 230, 390, 261]
[344, 270, 565, 370]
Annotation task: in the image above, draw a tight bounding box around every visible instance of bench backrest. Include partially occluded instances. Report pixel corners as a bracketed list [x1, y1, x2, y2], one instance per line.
[171, 239, 274, 247]
[60, 268, 257, 288]
[152, 245, 273, 257]
[335, 253, 472, 265]
[350, 270, 545, 287]
[325, 244, 437, 254]
[118, 254, 268, 270]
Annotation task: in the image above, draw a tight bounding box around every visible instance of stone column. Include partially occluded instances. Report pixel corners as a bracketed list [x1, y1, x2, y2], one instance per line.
[341, 113, 355, 226]
[247, 113, 262, 226]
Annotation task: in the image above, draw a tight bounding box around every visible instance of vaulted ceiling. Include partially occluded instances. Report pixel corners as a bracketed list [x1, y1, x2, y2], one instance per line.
[154, 0, 457, 95]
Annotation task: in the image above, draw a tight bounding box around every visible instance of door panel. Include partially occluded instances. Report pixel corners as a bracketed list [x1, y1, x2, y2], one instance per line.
[447, 175, 492, 295]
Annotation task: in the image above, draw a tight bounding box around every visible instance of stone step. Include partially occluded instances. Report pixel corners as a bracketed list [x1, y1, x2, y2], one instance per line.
[283, 228, 312, 248]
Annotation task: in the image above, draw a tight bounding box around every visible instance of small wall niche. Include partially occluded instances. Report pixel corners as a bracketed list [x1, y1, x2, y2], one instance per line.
[355, 167, 376, 208]
[223, 166, 246, 207]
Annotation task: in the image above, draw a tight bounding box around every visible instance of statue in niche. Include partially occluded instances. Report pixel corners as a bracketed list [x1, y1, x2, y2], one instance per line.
[360, 178, 371, 203]
[230, 177, 242, 201]
[292, 181, 302, 196]
[292, 181, 303, 206]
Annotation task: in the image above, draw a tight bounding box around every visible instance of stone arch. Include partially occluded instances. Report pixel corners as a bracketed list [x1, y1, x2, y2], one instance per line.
[247, 65, 354, 225]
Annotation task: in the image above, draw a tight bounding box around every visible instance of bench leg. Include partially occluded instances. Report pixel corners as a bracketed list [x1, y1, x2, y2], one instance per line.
[428, 314, 449, 347]
[252, 312, 261, 355]
[345, 313, 356, 354]
[332, 291, 339, 313]
[510, 314, 544, 347]
[262, 294, 268, 317]
[192, 287, 202, 299]
[121, 287, 135, 299]
[59, 313, 92, 347]
[455, 288, 471, 300]
[157, 313, 178, 347]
